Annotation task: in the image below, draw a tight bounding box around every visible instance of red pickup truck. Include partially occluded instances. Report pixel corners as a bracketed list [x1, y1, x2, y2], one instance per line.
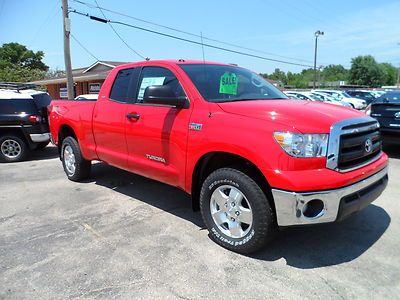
[49, 60, 388, 254]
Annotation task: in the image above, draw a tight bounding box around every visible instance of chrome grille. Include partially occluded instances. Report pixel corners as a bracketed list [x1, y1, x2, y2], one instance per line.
[326, 117, 382, 172]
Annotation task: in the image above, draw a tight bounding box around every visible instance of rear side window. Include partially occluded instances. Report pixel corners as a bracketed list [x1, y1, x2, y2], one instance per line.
[109, 68, 136, 103]
[0, 99, 37, 114]
[32, 93, 52, 109]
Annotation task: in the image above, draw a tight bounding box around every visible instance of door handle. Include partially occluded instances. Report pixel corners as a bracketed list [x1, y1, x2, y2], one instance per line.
[127, 113, 140, 120]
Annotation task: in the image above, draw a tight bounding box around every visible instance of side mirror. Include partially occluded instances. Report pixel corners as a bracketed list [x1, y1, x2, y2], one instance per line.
[143, 85, 188, 108]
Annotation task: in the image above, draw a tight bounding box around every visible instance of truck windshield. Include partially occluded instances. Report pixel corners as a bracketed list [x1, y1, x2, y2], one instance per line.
[179, 64, 287, 103]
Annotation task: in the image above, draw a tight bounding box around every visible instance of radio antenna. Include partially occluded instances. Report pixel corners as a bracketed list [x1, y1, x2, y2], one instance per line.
[200, 31, 206, 63]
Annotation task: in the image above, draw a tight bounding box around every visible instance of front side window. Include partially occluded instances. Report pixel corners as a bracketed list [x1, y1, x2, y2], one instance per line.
[179, 64, 287, 103]
[136, 67, 185, 103]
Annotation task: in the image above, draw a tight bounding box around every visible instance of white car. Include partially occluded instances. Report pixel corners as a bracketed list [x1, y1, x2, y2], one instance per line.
[74, 94, 98, 101]
[313, 90, 367, 110]
[310, 91, 352, 108]
[285, 91, 351, 108]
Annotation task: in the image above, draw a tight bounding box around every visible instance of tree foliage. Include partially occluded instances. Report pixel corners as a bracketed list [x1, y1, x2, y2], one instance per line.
[349, 55, 384, 87]
[0, 42, 49, 82]
[261, 55, 396, 88]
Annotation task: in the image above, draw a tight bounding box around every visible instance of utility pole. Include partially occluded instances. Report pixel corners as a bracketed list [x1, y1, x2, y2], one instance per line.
[313, 30, 324, 89]
[62, 0, 74, 99]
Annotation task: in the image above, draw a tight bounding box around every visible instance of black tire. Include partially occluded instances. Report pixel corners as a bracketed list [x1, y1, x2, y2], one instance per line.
[61, 136, 91, 181]
[34, 141, 50, 150]
[0, 135, 29, 163]
[200, 168, 277, 254]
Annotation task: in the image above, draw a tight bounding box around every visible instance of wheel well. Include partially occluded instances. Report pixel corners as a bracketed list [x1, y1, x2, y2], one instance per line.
[0, 127, 33, 149]
[58, 125, 76, 156]
[0, 128, 26, 140]
[191, 152, 274, 211]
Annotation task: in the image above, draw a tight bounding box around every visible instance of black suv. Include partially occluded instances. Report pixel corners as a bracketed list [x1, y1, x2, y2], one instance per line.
[367, 91, 400, 144]
[0, 83, 52, 162]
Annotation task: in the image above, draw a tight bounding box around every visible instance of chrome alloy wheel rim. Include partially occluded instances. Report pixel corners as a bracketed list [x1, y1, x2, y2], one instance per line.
[210, 185, 253, 238]
[63, 145, 76, 175]
[1, 139, 21, 159]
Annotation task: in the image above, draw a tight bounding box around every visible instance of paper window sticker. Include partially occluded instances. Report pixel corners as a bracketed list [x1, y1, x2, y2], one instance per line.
[219, 72, 238, 95]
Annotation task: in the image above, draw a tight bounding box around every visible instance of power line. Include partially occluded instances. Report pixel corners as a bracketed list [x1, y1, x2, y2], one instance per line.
[70, 0, 315, 64]
[70, 33, 99, 61]
[69, 9, 315, 68]
[92, 0, 145, 60]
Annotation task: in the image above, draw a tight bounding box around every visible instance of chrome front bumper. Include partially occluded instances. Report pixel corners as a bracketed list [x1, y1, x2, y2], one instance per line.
[30, 133, 51, 143]
[272, 166, 388, 226]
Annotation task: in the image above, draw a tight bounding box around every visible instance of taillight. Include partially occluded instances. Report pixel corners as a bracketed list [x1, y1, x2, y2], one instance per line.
[28, 115, 41, 123]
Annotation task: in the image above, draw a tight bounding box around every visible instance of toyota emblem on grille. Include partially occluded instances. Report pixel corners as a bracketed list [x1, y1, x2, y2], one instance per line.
[365, 138, 372, 153]
[395, 112, 400, 118]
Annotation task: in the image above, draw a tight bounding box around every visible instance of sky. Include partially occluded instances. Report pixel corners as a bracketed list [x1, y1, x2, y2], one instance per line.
[0, 0, 399, 74]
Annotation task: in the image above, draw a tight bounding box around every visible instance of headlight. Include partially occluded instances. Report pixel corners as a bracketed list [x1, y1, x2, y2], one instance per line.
[274, 132, 329, 157]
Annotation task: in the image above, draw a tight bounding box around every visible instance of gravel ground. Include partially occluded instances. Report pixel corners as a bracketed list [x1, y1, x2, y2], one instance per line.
[0, 145, 399, 300]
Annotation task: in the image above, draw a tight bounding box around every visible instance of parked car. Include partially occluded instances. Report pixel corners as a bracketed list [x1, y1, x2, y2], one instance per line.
[75, 94, 99, 101]
[285, 91, 351, 108]
[284, 91, 321, 101]
[313, 89, 367, 110]
[310, 92, 353, 108]
[48, 60, 388, 254]
[366, 90, 400, 144]
[346, 90, 377, 105]
[370, 91, 386, 98]
[0, 83, 51, 162]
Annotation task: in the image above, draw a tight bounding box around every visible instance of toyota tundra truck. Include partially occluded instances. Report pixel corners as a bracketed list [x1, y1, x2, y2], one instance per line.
[48, 60, 388, 254]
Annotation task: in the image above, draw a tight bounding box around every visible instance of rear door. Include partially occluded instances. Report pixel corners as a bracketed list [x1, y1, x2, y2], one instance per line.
[92, 67, 140, 169]
[124, 66, 192, 188]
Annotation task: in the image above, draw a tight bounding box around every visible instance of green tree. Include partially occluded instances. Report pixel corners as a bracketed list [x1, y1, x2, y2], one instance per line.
[0, 42, 48, 70]
[267, 68, 287, 85]
[0, 42, 49, 82]
[379, 63, 397, 86]
[0, 65, 46, 82]
[349, 55, 384, 87]
[321, 64, 349, 82]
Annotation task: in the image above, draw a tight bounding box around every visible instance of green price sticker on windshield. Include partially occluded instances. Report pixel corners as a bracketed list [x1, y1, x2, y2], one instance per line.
[219, 72, 238, 95]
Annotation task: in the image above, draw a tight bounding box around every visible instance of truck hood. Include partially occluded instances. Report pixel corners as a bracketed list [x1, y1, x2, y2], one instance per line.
[217, 99, 364, 133]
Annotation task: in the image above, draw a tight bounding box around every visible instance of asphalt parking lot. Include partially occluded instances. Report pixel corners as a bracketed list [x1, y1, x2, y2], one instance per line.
[0, 145, 399, 299]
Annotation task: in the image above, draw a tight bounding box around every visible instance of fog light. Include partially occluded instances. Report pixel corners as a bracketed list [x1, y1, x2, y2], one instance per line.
[302, 199, 325, 218]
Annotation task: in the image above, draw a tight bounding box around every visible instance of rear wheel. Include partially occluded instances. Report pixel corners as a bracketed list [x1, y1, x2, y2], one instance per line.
[200, 168, 277, 254]
[61, 136, 91, 181]
[0, 135, 29, 162]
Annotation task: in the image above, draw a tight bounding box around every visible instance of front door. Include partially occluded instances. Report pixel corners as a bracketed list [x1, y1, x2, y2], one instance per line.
[125, 66, 192, 188]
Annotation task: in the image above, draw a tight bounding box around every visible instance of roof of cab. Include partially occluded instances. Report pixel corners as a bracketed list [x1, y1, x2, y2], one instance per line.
[114, 59, 232, 70]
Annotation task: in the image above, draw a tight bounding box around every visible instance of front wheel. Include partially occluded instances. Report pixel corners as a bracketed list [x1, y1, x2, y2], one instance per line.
[61, 136, 91, 181]
[200, 168, 277, 254]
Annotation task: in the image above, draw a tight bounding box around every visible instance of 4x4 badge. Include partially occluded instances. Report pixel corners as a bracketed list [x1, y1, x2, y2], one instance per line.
[189, 123, 203, 131]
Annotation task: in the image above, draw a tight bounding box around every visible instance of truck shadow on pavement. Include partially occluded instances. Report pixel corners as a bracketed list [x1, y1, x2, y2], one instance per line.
[88, 162, 390, 269]
[29, 145, 59, 161]
[88, 162, 204, 228]
[252, 204, 390, 268]
[383, 144, 400, 159]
